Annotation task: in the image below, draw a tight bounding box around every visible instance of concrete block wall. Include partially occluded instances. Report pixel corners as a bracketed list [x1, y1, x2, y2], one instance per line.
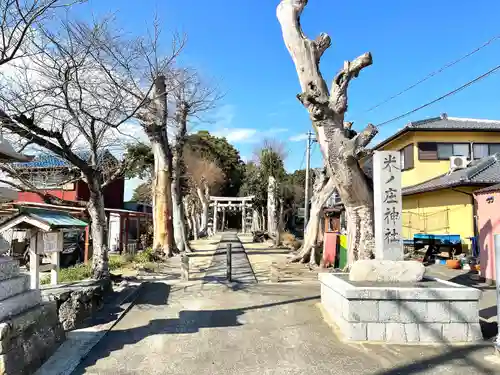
[320, 273, 483, 344]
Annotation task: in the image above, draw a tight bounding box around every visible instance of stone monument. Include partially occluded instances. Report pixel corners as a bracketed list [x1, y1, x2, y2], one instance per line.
[0, 257, 64, 374]
[319, 151, 483, 344]
[373, 151, 404, 261]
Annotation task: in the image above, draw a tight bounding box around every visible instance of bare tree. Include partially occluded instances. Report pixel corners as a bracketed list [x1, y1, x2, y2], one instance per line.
[0, 18, 154, 279]
[184, 148, 224, 238]
[169, 69, 221, 250]
[0, 0, 84, 66]
[277, 0, 378, 266]
[253, 140, 287, 245]
[122, 19, 186, 258]
[140, 75, 178, 257]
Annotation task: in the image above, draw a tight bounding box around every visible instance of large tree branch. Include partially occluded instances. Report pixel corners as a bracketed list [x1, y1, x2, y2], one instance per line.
[278, 0, 372, 125]
[277, 0, 330, 108]
[0, 109, 89, 172]
[101, 158, 129, 188]
[344, 123, 378, 160]
[329, 52, 372, 115]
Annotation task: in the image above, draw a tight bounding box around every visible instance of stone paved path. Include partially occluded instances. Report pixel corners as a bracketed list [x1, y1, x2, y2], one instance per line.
[204, 232, 257, 284]
[70, 235, 499, 375]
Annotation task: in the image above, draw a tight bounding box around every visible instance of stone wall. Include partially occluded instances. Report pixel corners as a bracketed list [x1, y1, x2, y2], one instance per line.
[320, 273, 483, 344]
[0, 303, 64, 375]
[0, 257, 64, 375]
[42, 279, 112, 331]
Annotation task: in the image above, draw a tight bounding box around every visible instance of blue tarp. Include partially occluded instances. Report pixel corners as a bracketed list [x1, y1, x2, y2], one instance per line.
[413, 233, 461, 245]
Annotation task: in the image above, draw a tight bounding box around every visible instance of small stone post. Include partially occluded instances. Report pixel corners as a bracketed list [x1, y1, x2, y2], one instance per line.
[181, 254, 189, 281]
[373, 151, 404, 261]
[51, 251, 60, 286]
[242, 203, 246, 233]
[222, 207, 226, 232]
[29, 229, 40, 290]
[213, 202, 218, 234]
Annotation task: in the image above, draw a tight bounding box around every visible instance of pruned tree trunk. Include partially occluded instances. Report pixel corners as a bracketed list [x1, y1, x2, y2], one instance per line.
[87, 177, 109, 279]
[190, 206, 199, 240]
[184, 197, 192, 235]
[251, 209, 259, 232]
[275, 198, 284, 246]
[277, 1, 378, 267]
[172, 190, 191, 252]
[149, 76, 176, 257]
[152, 143, 175, 257]
[197, 185, 209, 234]
[260, 208, 266, 232]
[171, 101, 191, 252]
[267, 175, 278, 237]
[291, 175, 336, 265]
[197, 213, 202, 231]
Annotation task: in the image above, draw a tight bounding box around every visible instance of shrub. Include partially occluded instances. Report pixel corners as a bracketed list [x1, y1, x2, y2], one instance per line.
[108, 254, 127, 270]
[281, 232, 301, 250]
[58, 263, 92, 283]
[133, 247, 155, 264]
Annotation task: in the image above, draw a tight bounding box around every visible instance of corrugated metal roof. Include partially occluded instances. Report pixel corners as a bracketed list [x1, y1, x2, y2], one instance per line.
[20, 207, 88, 228]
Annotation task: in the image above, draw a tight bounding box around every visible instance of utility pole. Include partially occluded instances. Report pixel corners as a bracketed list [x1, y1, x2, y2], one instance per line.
[304, 131, 315, 233]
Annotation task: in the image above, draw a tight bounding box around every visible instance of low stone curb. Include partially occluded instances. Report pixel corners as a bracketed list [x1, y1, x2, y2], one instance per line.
[34, 281, 144, 375]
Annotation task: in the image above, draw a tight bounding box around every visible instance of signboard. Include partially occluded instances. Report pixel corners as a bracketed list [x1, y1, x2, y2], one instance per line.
[373, 151, 404, 261]
[36, 231, 63, 254]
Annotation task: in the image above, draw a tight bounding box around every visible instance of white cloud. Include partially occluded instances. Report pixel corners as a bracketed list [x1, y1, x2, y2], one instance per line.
[213, 128, 257, 142]
[212, 127, 290, 144]
[206, 105, 290, 144]
[270, 128, 288, 134]
[289, 133, 308, 142]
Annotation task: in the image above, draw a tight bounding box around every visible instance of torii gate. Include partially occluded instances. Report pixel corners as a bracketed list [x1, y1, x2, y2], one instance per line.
[210, 195, 254, 234]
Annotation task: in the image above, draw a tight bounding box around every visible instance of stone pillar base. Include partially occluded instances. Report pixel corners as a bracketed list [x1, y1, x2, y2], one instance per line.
[320, 273, 483, 344]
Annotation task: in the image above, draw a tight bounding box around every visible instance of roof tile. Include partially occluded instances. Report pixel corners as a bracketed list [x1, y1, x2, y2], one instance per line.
[402, 153, 500, 195]
[373, 114, 500, 150]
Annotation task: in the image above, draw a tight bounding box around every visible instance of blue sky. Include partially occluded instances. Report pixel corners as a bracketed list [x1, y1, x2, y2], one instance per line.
[80, 0, 500, 199]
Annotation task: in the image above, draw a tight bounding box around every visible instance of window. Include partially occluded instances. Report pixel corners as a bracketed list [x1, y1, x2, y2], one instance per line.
[400, 143, 414, 170]
[418, 143, 470, 160]
[437, 144, 453, 159]
[490, 144, 500, 155]
[472, 143, 500, 159]
[452, 144, 470, 157]
[473, 144, 489, 159]
[418, 142, 438, 160]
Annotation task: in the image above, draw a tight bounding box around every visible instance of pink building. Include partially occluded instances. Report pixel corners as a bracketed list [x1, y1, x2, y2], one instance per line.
[474, 184, 500, 283]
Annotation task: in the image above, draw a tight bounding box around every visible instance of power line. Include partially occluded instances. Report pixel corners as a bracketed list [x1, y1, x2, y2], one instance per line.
[364, 34, 500, 113]
[376, 63, 500, 128]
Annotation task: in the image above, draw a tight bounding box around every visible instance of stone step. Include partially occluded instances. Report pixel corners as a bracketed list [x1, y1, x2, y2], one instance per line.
[0, 275, 30, 302]
[0, 290, 42, 322]
[0, 257, 20, 282]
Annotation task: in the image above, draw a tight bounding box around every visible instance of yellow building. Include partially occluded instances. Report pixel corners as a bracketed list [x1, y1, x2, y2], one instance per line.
[368, 113, 500, 252]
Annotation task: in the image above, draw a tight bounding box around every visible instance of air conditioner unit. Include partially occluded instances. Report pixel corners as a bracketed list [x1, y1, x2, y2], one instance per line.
[449, 156, 468, 171]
